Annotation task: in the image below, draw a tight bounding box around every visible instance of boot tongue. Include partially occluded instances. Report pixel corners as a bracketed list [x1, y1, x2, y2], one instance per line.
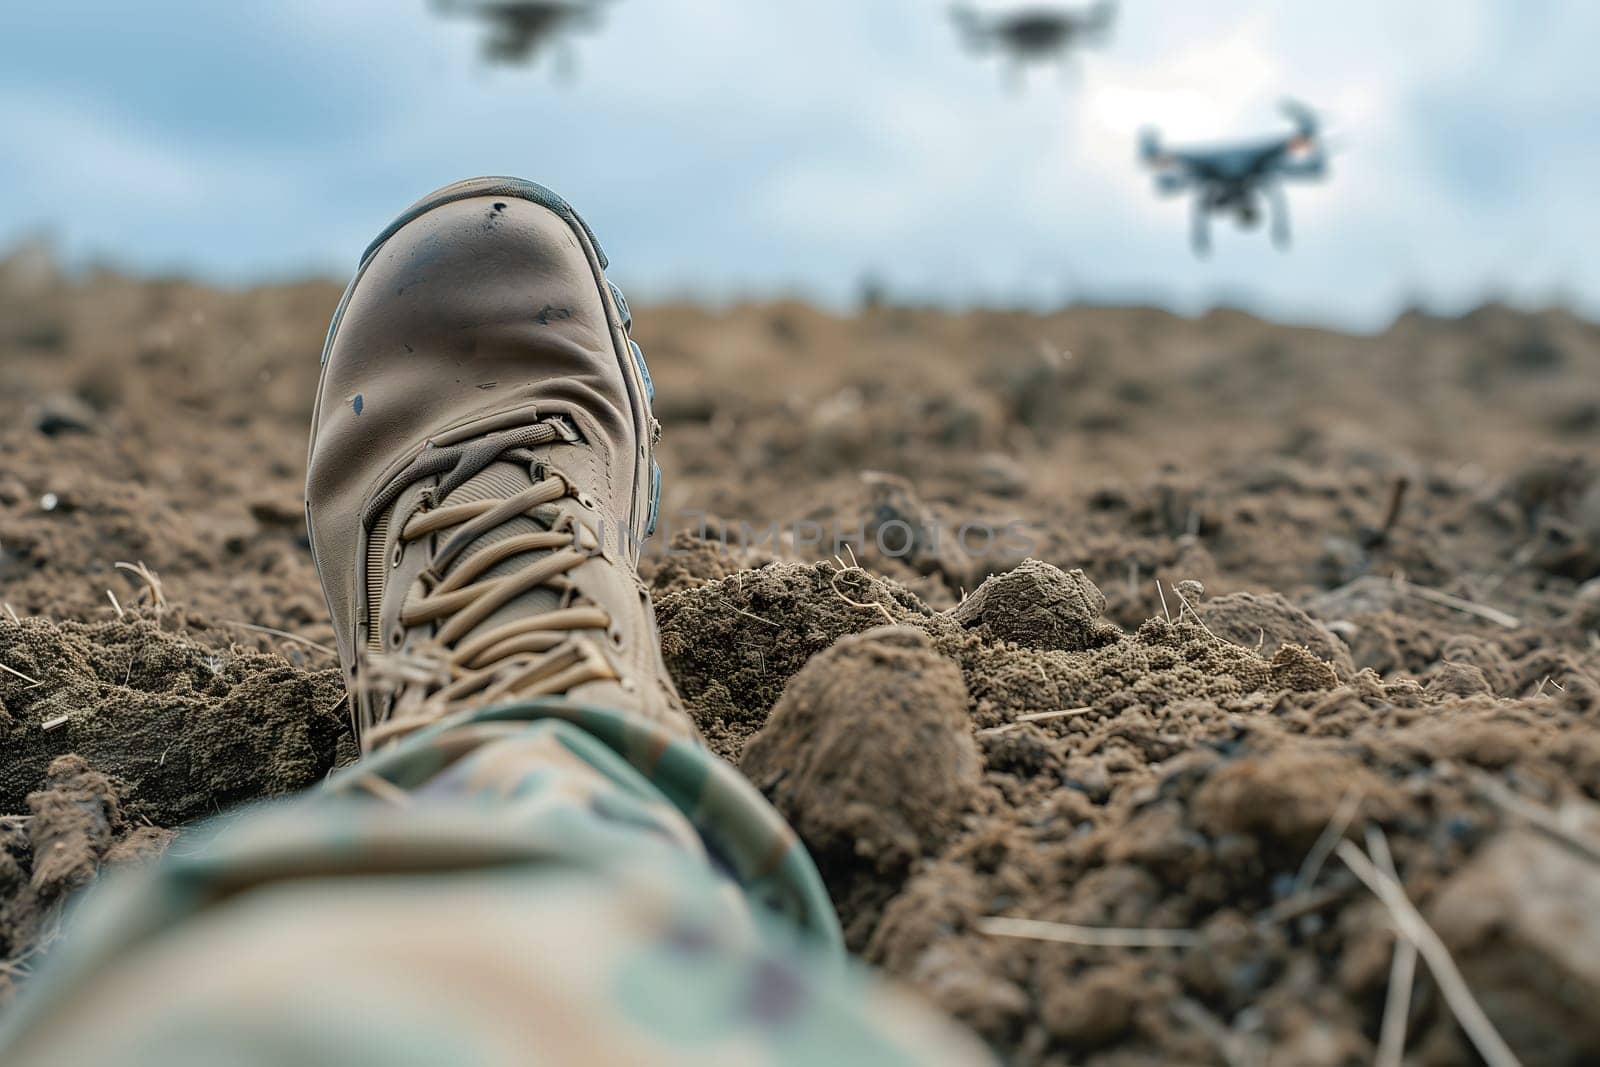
[435, 459, 565, 642]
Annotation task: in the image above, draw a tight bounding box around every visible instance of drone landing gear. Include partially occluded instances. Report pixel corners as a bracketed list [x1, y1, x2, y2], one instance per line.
[1267, 182, 1292, 251]
[1190, 200, 1212, 258]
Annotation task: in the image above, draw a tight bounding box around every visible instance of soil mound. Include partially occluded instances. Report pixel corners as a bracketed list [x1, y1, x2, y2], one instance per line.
[661, 552, 1600, 1064]
[5, 257, 1600, 1062]
[657, 560, 933, 760]
[1, 615, 349, 827]
[0, 613, 347, 1004]
[742, 626, 981, 946]
[871, 678, 1600, 1065]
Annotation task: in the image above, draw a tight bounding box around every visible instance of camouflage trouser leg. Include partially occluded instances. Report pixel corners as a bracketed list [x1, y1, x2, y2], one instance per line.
[0, 701, 990, 1066]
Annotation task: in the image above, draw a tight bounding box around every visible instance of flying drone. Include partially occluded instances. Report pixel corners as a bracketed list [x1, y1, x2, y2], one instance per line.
[1140, 100, 1330, 256]
[949, 2, 1116, 86]
[431, 0, 613, 71]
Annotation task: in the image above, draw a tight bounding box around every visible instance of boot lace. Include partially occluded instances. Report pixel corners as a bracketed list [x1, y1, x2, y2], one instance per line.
[357, 417, 620, 748]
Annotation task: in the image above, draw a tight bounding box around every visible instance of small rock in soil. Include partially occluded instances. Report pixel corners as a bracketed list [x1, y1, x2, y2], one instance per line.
[951, 558, 1119, 652]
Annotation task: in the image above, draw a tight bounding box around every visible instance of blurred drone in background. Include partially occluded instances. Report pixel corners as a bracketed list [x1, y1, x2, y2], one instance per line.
[1140, 100, 1330, 257]
[949, 2, 1116, 88]
[431, 0, 614, 73]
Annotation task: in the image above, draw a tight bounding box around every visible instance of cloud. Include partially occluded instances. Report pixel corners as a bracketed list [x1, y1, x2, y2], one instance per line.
[1, 0, 1596, 325]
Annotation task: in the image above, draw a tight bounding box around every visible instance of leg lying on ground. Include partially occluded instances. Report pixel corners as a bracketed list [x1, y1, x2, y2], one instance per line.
[0, 178, 994, 1065]
[1, 702, 987, 1065]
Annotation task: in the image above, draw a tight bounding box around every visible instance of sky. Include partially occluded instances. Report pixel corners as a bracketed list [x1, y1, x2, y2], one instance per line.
[2, 0, 1597, 330]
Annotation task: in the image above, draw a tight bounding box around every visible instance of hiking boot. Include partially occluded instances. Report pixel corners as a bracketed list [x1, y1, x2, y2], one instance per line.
[305, 177, 687, 750]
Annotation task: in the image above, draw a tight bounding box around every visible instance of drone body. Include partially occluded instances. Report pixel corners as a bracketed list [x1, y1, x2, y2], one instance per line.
[1140, 101, 1329, 256]
[950, 2, 1116, 86]
[432, 0, 611, 71]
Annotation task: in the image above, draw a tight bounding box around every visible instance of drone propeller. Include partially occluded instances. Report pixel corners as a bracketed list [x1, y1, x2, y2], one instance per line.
[1280, 98, 1320, 139]
[1079, 0, 1118, 40]
[947, 3, 991, 51]
[1138, 126, 1166, 166]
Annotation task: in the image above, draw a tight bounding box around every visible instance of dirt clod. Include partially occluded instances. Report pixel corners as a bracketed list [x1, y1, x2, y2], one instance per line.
[1268, 643, 1341, 692]
[951, 558, 1119, 652]
[742, 626, 980, 947]
[25, 755, 121, 898]
[1200, 590, 1355, 679]
[2, 755, 170, 1007]
[1431, 821, 1600, 1064]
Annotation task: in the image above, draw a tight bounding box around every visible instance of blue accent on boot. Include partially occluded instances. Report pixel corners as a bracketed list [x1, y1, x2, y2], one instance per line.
[647, 461, 662, 537]
[629, 339, 655, 404]
[608, 280, 633, 331]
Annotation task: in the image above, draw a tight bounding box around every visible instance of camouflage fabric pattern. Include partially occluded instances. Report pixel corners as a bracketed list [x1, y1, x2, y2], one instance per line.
[0, 700, 992, 1065]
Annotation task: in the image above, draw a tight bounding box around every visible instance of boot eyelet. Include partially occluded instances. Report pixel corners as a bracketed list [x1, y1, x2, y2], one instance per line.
[391, 542, 404, 568]
[388, 627, 404, 650]
[607, 623, 625, 650]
